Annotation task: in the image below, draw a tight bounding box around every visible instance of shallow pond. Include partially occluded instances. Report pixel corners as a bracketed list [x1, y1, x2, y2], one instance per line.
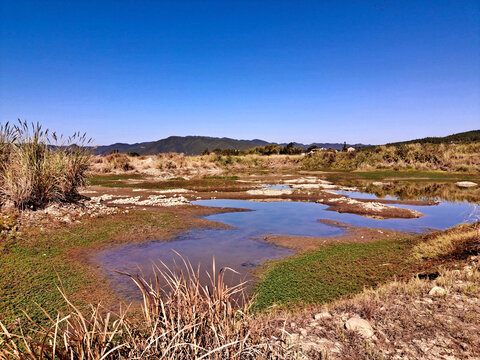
[97, 195, 477, 300]
[332, 190, 399, 200]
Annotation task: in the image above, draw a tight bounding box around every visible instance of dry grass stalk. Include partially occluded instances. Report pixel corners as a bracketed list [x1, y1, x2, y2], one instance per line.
[413, 222, 479, 261]
[0, 256, 290, 359]
[0, 120, 92, 209]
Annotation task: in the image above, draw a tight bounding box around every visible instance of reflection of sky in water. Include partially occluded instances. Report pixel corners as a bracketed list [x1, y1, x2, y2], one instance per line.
[97, 194, 477, 300]
[332, 190, 398, 200]
[97, 227, 292, 300]
[196, 199, 476, 234]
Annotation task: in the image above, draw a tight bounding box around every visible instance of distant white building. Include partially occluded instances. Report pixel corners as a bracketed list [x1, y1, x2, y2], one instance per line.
[308, 147, 327, 155]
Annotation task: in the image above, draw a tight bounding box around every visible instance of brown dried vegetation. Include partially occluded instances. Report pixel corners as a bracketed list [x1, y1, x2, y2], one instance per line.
[0, 121, 91, 210]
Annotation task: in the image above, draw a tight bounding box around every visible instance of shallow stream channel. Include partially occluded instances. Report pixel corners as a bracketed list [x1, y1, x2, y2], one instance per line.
[96, 191, 477, 301]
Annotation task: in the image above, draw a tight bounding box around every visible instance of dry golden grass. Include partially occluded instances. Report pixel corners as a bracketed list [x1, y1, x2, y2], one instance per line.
[92, 141, 480, 177]
[413, 223, 479, 261]
[90, 153, 303, 177]
[302, 143, 480, 172]
[0, 256, 292, 359]
[0, 121, 91, 209]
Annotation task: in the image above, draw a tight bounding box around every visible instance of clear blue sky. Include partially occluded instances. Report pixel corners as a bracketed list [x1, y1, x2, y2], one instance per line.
[1, 1, 479, 145]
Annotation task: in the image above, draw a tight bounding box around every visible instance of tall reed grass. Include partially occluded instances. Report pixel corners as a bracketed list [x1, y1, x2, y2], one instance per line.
[0, 257, 290, 359]
[0, 121, 92, 209]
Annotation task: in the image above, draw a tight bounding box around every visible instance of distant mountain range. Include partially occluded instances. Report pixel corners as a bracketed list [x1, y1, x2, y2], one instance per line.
[93, 130, 479, 156]
[387, 130, 480, 146]
[94, 136, 365, 155]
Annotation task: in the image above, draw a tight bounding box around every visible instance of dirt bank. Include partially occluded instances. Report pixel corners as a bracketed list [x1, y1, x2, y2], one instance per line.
[266, 220, 407, 251]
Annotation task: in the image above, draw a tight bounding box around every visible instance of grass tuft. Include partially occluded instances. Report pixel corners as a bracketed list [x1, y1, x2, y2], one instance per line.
[0, 120, 91, 209]
[413, 224, 479, 261]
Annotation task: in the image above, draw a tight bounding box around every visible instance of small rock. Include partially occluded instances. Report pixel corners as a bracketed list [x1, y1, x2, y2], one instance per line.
[314, 312, 332, 320]
[345, 317, 374, 338]
[300, 328, 308, 337]
[455, 181, 477, 188]
[428, 286, 447, 297]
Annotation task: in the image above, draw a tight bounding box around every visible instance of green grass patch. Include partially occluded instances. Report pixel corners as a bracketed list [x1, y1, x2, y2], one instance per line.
[88, 173, 145, 186]
[202, 175, 239, 180]
[0, 210, 180, 324]
[88, 174, 246, 192]
[254, 237, 416, 310]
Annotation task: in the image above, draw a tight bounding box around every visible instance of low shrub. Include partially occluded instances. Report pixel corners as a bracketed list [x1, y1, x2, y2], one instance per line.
[156, 153, 187, 170]
[104, 152, 132, 171]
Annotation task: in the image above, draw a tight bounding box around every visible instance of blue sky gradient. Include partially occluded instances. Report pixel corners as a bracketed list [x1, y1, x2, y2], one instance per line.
[1, 1, 479, 145]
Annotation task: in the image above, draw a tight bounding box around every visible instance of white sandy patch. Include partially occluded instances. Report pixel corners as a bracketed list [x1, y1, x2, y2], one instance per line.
[284, 177, 332, 184]
[153, 188, 191, 193]
[110, 195, 190, 206]
[90, 194, 126, 202]
[372, 181, 392, 186]
[246, 189, 293, 196]
[456, 181, 477, 188]
[132, 188, 193, 193]
[291, 183, 338, 190]
[319, 196, 422, 217]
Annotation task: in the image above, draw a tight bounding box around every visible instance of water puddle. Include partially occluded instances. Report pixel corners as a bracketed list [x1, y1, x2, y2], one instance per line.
[98, 227, 292, 300]
[195, 199, 476, 233]
[96, 193, 477, 301]
[331, 190, 399, 200]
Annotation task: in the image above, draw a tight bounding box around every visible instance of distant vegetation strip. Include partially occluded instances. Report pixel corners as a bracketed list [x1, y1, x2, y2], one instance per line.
[94, 135, 366, 155]
[387, 129, 480, 146]
[93, 130, 479, 156]
[302, 143, 480, 172]
[95, 142, 480, 174]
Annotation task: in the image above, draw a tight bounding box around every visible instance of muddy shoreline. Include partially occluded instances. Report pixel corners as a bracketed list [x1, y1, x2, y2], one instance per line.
[266, 219, 409, 252]
[83, 180, 433, 220]
[69, 173, 474, 305]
